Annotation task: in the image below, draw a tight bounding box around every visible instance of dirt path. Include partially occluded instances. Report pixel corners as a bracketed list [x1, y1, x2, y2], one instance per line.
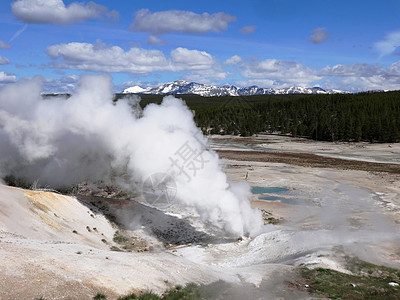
[217, 150, 400, 174]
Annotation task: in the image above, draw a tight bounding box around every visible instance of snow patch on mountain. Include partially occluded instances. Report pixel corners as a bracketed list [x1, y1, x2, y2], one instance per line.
[123, 85, 148, 94]
[122, 81, 348, 96]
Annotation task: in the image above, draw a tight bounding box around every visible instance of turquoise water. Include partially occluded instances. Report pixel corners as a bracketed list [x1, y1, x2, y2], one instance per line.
[252, 186, 302, 205]
[252, 186, 313, 206]
[251, 186, 289, 194]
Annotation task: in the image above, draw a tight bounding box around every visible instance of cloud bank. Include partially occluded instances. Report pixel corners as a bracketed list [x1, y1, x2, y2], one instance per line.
[130, 9, 236, 34]
[320, 62, 400, 91]
[241, 58, 321, 87]
[0, 74, 263, 237]
[46, 41, 225, 80]
[46, 41, 169, 73]
[228, 55, 400, 91]
[11, 0, 118, 24]
[43, 40, 400, 91]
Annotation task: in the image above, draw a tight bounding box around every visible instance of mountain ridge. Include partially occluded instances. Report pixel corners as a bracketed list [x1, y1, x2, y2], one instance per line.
[122, 80, 348, 96]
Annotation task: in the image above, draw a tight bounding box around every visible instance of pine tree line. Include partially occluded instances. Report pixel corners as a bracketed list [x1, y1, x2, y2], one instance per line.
[189, 91, 400, 142]
[124, 91, 400, 143]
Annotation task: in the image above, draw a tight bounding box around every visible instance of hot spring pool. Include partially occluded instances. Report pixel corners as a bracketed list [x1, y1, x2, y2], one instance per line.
[251, 186, 310, 205]
[251, 186, 289, 194]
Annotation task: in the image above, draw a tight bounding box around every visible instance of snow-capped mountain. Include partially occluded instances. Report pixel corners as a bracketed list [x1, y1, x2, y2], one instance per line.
[122, 81, 347, 96]
[123, 85, 146, 94]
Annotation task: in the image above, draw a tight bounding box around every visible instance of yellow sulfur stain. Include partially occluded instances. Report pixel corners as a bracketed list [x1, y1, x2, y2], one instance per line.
[38, 213, 61, 231]
[24, 190, 63, 231]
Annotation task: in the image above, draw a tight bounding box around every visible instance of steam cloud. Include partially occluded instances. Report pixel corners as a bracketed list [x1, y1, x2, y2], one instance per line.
[0, 74, 263, 237]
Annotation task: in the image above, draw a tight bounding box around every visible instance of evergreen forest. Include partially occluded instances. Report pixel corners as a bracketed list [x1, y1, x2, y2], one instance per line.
[130, 91, 400, 143]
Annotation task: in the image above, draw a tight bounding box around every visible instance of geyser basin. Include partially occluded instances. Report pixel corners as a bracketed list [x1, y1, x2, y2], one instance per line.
[0, 74, 264, 238]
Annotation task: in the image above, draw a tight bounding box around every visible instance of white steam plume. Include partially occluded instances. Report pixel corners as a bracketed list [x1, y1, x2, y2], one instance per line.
[0, 74, 263, 237]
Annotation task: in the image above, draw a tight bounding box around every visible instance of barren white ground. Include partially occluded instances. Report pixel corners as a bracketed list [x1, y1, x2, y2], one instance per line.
[1, 136, 399, 299]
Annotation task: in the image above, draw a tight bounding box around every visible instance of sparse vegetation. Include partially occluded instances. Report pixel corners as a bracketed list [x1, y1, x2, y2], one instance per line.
[110, 246, 122, 251]
[100, 284, 204, 300]
[72, 230, 78, 234]
[299, 257, 400, 299]
[117, 294, 137, 300]
[93, 293, 107, 300]
[113, 232, 129, 243]
[136, 292, 160, 300]
[265, 217, 280, 224]
[109, 231, 149, 252]
[261, 209, 281, 224]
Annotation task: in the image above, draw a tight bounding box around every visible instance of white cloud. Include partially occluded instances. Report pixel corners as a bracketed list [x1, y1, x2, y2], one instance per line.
[239, 26, 256, 34]
[46, 41, 218, 74]
[130, 9, 236, 34]
[224, 55, 243, 66]
[241, 58, 321, 87]
[308, 27, 328, 44]
[11, 0, 118, 24]
[0, 56, 10, 65]
[46, 41, 169, 73]
[170, 47, 214, 70]
[374, 30, 400, 57]
[182, 67, 227, 83]
[146, 35, 166, 46]
[0, 40, 12, 49]
[237, 56, 400, 91]
[320, 63, 382, 77]
[0, 72, 17, 83]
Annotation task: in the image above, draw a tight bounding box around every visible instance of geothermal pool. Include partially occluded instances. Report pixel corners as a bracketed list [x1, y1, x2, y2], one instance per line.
[251, 186, 305, 205]
[251, 186, 290, 194]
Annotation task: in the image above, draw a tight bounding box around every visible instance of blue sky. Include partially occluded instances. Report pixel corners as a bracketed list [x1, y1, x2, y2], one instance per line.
[1, 0, 400, 92]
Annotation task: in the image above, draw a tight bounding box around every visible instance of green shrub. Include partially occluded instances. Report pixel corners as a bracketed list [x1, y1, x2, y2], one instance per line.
[137, 292, 160, 300]
[93, 293, 107, 300]
[113, 234, 129, 243]
[117, 293, 137, 300]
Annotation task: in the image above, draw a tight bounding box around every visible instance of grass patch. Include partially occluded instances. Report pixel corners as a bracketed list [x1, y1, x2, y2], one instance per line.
[99, 283, 209, 300]
[117, 294, 137, 300]
[110, 246, 123, 252]
[93, 258, 400, 300]
[113, 232, 129, 243]
[300, 257, 400, 299]
[265, 217, 280, 224]
[93, 293, 107, 300]
[162, 283, 202, 299]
